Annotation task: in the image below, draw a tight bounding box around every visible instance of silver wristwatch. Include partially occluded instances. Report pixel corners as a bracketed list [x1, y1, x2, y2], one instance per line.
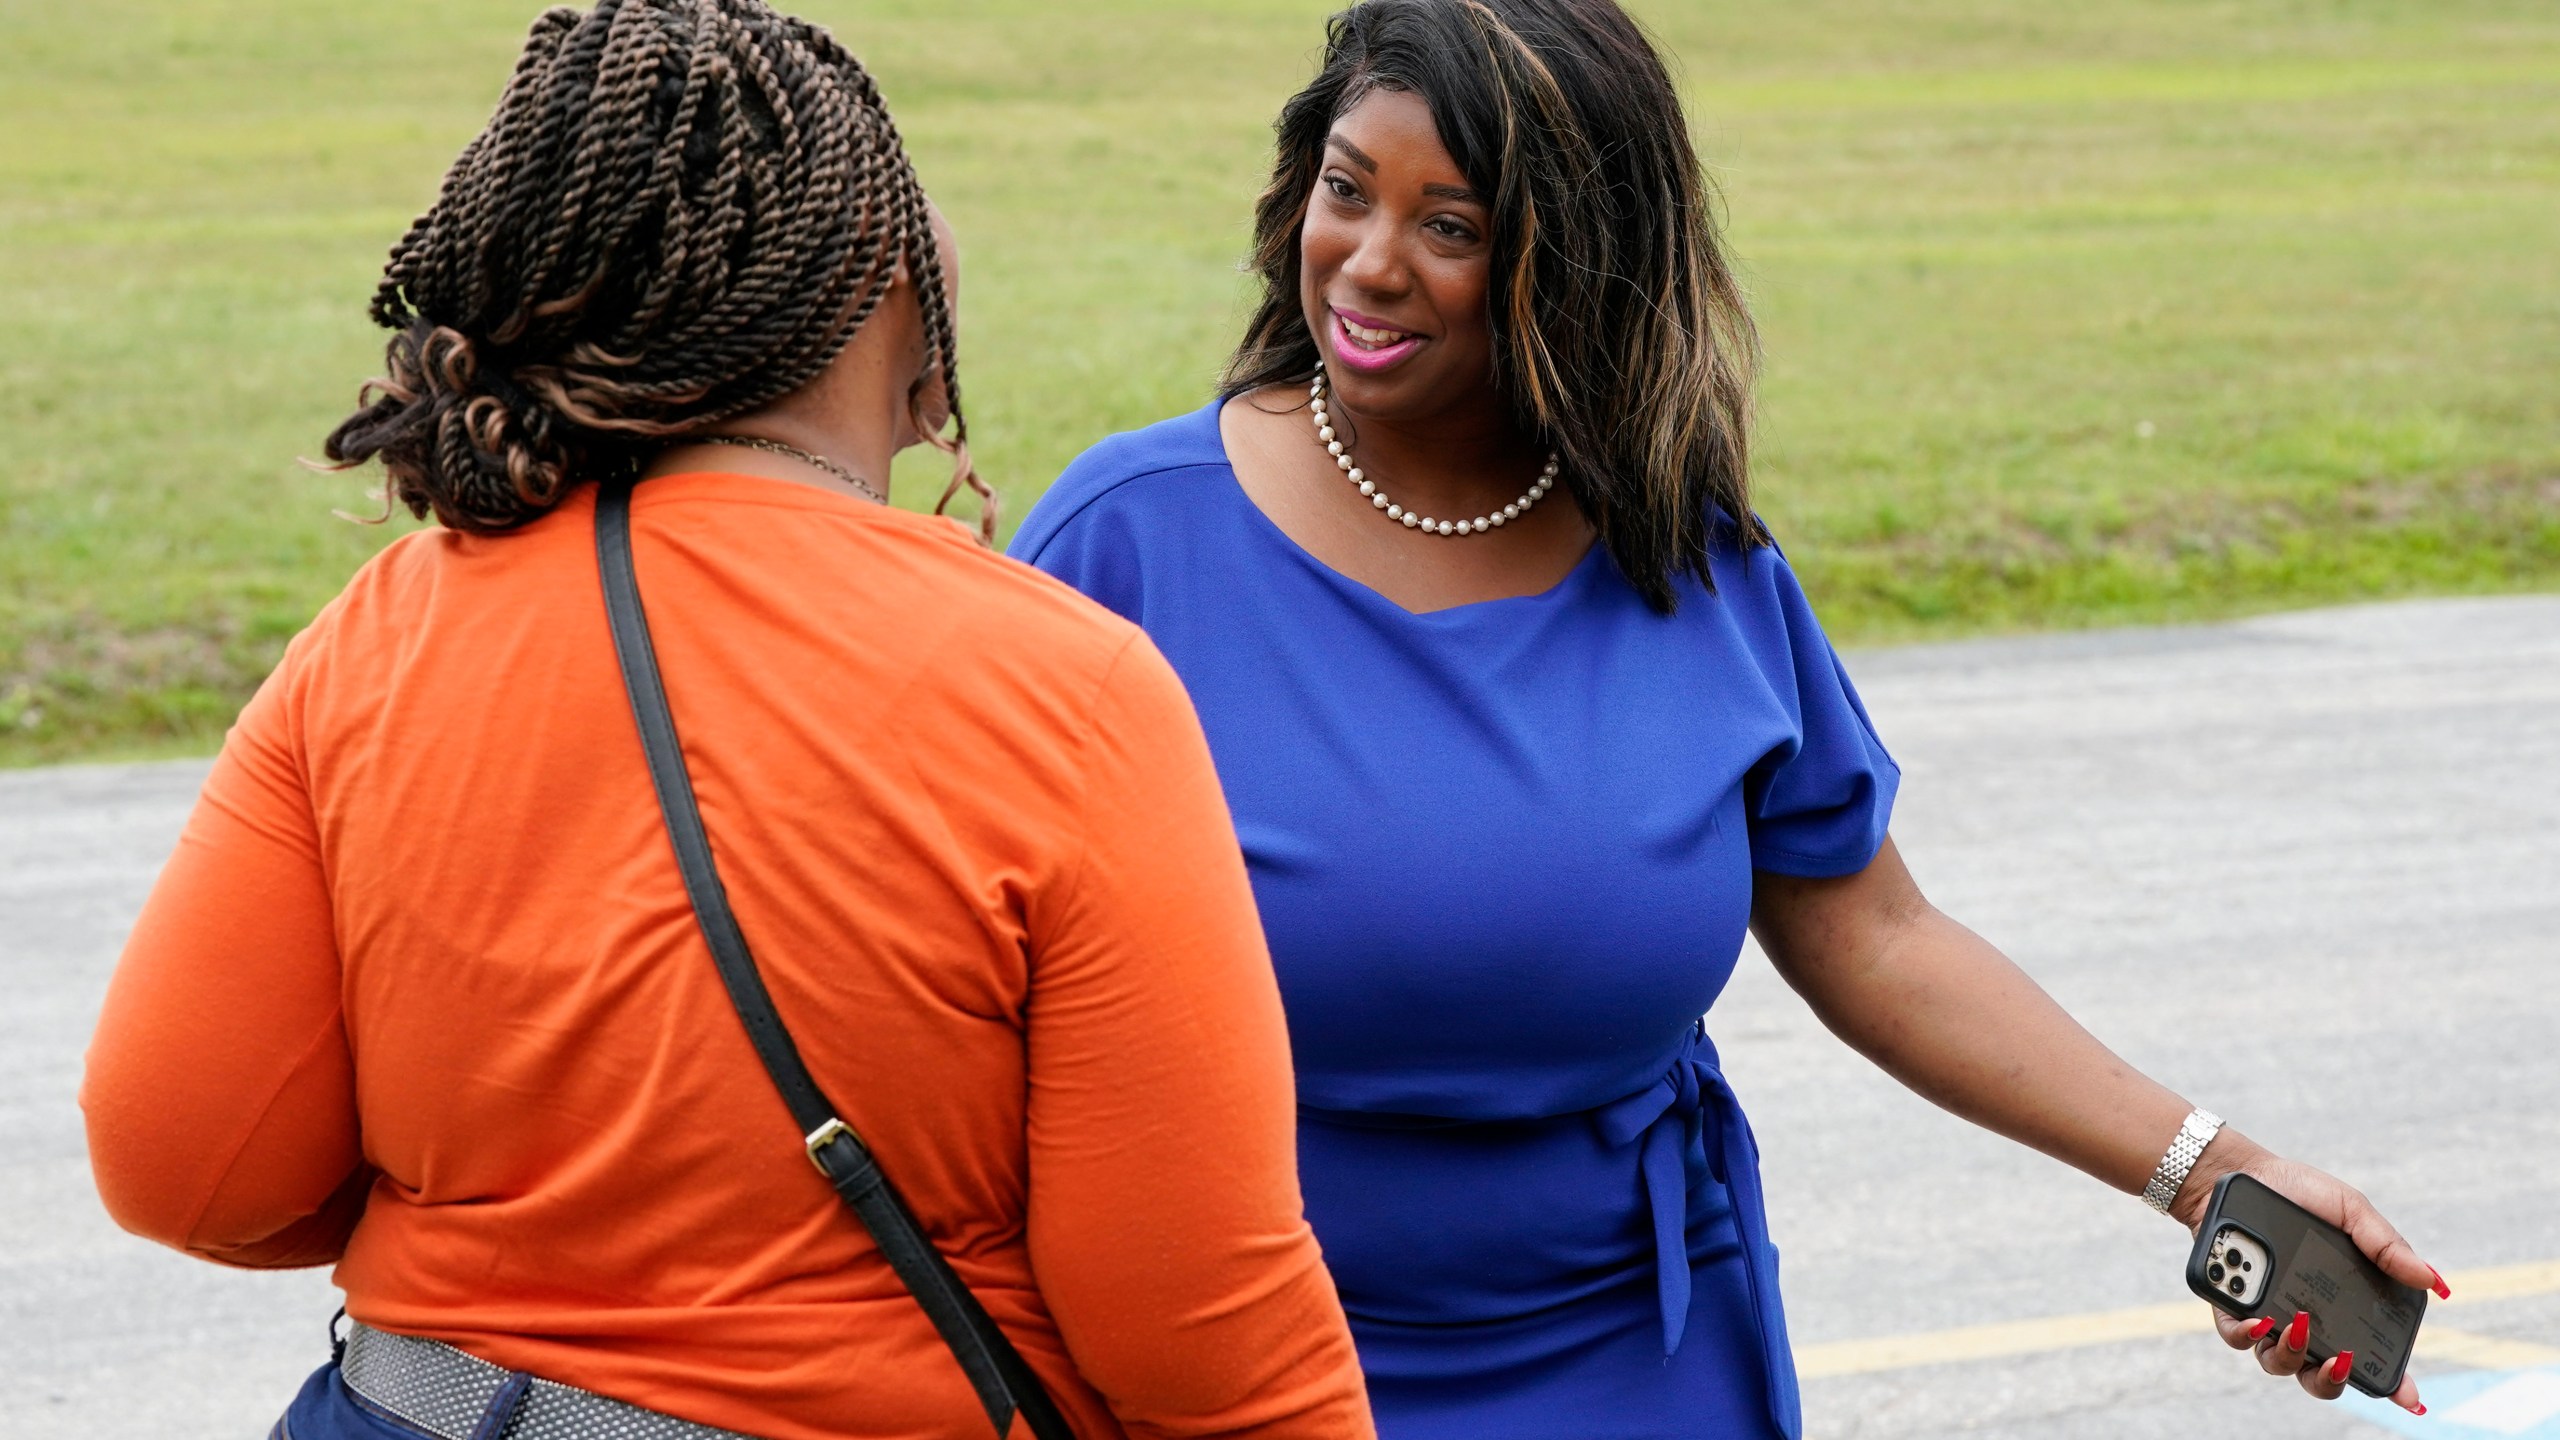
[2142, 1108, 2224, 1215]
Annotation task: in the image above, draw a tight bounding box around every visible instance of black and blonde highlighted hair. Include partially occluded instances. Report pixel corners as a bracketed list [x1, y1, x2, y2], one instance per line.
[1225, 0, 1764, 610]
[326, 0, 989, 538]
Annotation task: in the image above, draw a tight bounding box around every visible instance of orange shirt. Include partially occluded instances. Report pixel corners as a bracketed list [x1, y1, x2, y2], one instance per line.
[81, 474, 1371, 1440]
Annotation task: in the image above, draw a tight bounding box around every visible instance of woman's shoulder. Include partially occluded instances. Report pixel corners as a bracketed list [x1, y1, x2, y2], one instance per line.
[1006, 400, 1232, 567]
[843, 497, 1154, 686]
[1690, 512, 1810, 612]
[313, 482, 1153, 721]
[1646, 514, 1851, 674]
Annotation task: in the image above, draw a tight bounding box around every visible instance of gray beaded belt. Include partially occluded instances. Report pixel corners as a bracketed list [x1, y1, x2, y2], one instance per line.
[339, 1321, 763, 1440]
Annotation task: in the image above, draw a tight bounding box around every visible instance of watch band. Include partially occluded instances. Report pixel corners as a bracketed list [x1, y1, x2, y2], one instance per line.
[2143, 1108, 2224, 1214]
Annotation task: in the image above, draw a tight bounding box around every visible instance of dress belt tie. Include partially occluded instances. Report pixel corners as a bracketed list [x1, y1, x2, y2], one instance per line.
[1594, 1023, 1802, 1440]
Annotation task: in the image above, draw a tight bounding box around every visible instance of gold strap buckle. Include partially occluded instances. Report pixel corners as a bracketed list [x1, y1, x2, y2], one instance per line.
[804, 1117, 859, 1173]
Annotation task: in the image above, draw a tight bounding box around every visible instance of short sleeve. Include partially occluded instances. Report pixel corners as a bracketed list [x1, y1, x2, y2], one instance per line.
[1737, 549, 1900, 877]
[1008, 412, 1220, 627]
[1009, 501, 1144, 626]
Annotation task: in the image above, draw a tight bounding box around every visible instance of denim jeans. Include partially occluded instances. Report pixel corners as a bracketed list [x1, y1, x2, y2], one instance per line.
[270, 1361, 530, 1440]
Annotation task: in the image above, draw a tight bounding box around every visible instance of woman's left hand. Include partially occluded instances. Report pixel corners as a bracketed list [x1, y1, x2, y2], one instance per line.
[2179, 1133, 2444, 1417]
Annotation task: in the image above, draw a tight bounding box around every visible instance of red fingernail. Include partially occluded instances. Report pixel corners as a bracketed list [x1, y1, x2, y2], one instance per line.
[2429, 1265, 2452, 1300]
[2329, 1352, 2355, 1384]
[2413, 1403, 2428, 1416]
[2247, 1316, 2276, 1340]
[2285, 1311, 2310, 1350]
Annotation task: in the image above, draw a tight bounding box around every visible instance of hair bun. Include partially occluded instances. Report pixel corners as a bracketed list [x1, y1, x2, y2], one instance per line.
[325, 320, 585, 532]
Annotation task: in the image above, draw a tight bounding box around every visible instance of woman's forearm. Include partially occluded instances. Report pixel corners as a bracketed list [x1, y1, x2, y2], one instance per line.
[1751, 839, 2202, 1207]
[1760, 839, 2440, 1413]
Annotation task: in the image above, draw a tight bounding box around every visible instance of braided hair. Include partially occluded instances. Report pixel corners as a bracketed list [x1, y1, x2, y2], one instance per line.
[325, 0, 988, 537]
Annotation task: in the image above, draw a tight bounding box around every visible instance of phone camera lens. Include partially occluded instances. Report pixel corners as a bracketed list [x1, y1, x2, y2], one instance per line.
[2239, 1258, 2251, 1271]
[2229, 1278, 2246, 1297]
[2208, 1263, 2226, 1282]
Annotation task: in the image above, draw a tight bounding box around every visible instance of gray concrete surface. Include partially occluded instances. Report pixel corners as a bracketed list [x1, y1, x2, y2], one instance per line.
[1727, 594, 2560, 1437]
[2, 759, 339, 1437]
[4, 594, 2555, 1438]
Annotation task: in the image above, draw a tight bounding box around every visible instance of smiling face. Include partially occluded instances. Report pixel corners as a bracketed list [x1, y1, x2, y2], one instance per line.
[1298, 85, 1502, 426]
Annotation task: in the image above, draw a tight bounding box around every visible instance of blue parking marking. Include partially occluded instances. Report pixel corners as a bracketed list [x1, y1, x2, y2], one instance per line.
[2348, 1366, 2560, 1438]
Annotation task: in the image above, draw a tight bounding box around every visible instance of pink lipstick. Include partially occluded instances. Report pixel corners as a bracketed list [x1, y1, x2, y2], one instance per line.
[1327, 307, 1425, 374]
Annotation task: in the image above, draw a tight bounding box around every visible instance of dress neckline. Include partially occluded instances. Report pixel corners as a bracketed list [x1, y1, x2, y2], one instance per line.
[1199, 400, 1604, 621]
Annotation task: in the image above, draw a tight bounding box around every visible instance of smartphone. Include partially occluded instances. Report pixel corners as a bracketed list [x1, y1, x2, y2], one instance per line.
[2186, 1171, 2427, 1398]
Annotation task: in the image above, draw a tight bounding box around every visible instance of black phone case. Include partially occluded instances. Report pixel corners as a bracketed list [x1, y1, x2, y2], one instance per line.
[2186, 1172, 2426, 1398]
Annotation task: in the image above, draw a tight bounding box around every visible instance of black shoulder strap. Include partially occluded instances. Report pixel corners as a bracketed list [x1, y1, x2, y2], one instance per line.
[595, 475, 1075, 1440]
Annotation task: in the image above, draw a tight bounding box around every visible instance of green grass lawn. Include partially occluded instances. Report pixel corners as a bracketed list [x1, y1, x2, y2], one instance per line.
[4, 0, 2555, 766]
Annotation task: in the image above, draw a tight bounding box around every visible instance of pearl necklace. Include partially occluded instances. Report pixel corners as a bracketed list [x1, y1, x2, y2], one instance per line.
[1309, 370, 1557, 537]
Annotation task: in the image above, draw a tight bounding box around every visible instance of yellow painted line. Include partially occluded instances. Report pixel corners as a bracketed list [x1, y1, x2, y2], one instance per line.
[1796, 1300, 2200, 1379]
[1796, 1261, 2560, 1380]
[2443, 1261, 2560, 1305]
[2418, 1328, 2560, 1371]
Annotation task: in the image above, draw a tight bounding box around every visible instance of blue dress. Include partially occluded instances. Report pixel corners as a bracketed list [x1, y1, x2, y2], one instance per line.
[1011, 402, 1898, 1440]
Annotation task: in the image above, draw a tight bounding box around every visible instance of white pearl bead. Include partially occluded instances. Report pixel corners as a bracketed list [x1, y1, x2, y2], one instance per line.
[1306, 377, 1566, 543]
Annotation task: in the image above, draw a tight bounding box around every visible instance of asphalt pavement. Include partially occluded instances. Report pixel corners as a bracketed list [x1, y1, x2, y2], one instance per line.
[5, 593, 2556, 1439]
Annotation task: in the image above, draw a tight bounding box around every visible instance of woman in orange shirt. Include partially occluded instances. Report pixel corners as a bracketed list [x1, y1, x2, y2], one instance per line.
[78, 5, 1371, 1439]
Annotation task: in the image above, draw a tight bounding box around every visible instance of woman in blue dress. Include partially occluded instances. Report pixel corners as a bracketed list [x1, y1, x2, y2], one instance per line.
[1014, 2, 2442, 1434]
